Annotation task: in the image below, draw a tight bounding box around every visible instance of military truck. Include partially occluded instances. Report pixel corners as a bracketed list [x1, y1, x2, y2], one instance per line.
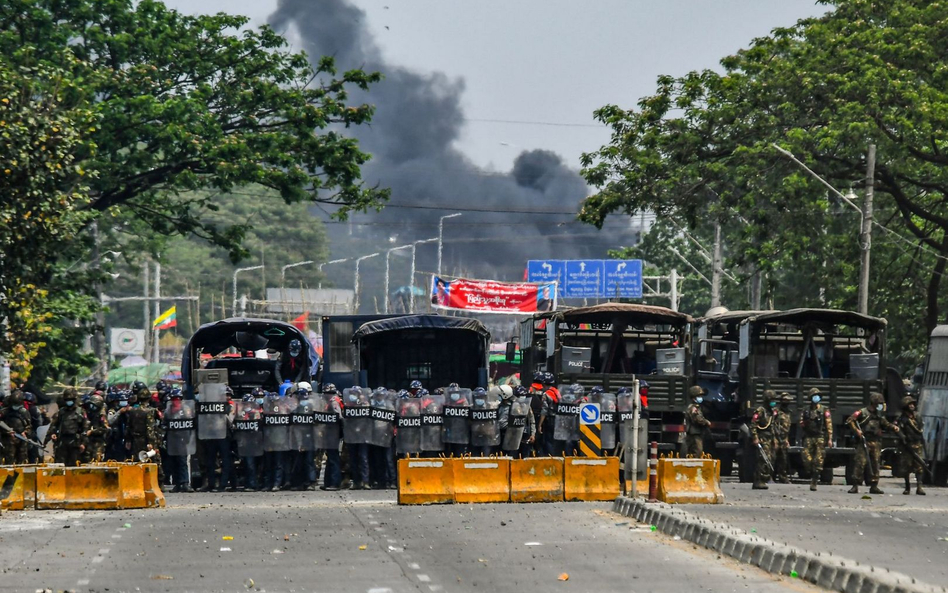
[918, 324, 948, 486]
[695, 308, 891, 482]
[518, 303, 694, 448]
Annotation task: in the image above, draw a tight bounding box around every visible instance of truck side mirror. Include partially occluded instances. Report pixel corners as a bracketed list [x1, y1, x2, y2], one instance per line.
[506, 342, 517, 362]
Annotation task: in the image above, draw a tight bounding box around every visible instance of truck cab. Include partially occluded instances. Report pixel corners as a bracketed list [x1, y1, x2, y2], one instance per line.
[519, 303, 694, 448]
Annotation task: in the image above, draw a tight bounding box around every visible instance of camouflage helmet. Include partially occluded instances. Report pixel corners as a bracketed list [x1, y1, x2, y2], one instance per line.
[6, 389, 23, 405]
[688, 385, 705, 399]
[63, 387, 78, 401]
[88, 394, 105, 409]
[763, 389, 778, 402]
[901, 396, 916, 409]
[780, 392, 793, 403]
[869, 392, 885, 406]
[807, 387, 821, 397]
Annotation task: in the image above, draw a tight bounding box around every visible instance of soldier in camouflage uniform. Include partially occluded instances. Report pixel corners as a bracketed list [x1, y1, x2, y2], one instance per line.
[750, 390, 780, 490]
[772, 393, 794, 484]
[124, 392, 155, 461]
[799, 387, 833, 491]
[1, 389, 34, 465]
[45, 388, 88, 466]
[846, 392, 899, 494]
[683, 386, 711, 457]
[81, 394, 110, 463]
[896, 396, 926, 496]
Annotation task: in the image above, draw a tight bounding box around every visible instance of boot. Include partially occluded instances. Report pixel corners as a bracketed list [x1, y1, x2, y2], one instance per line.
[903, 477, 911, 495]
[810, 477, 818, 492]
[869, 484, 884, 495]
[916, 474, 926, 495]
[752, 482, 769, 490]
[848, 484, 858, 494]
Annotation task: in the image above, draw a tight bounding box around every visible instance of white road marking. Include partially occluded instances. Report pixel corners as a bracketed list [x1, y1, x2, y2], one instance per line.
[111, 534, 122, 539]
[77, 579, 90, 586]
[367, 588, 393, 593]
[98, 548, 109, 555]
[407, 563, 420, 570]
[417, 574, 431, 583]
[369, 520, 380, 525]
[386, 538, 397, 544]
[428, 586, 443, 592]
[91, 556, 104, 564]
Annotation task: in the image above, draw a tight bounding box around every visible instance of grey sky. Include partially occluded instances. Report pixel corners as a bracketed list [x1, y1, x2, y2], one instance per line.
[164, 1, 827, 173]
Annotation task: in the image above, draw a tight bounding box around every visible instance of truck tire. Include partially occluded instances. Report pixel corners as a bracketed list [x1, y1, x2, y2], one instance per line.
[718, 450, 734, 477]
[820, 465, 834, 484]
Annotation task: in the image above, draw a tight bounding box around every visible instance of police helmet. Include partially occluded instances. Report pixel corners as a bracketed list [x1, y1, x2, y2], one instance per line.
[23, 391, 36, 404]
[473, 387, 487, 397]
[297, 381, 313, 394]
[224, 385, 235, 398]
[242, 393, 256, 403]
[532, 371, 545, 384]
[568, 384, 585, 397]
[132, 381, 148, 394]
[416, 388, 429, 398]
[433, 387, 445, 395]
[498, 385, 514, 400]
[397, 389, 411, 399]
[170, 388, 184, 399]
[590, 385, 605, 396]
[409, 380, 423, 391]
[448, 382, 460, 389]
[322, 383, 338, 395]
[616, 386, 632, 396]
[251, 387, 266, 398]
[94, 380, 108, 392]
[543, 372, 555, 385]
[513, 385, 529, 398]
[288, 339, 302, 358]
[155, 380, 167, 392]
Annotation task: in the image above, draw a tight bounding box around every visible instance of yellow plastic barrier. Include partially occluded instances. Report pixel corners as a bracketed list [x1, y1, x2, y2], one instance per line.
[655, 457, 724, 504]
[510, 457, 564, 503]
[398, 458, 455, 505]
[31, 464, 155, 510]
[117, 464, 147, 509]
[563, 456, 620, 501]
[1, 465, 39, 511]
[453, 457, 511, 503]
[141, 463, 166, 508]
[35, 466, 67, 510]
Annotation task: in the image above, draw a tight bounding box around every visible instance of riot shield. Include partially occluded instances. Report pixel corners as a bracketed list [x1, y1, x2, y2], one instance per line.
[369, 390, 397, 447]
[396, 397, 422, 455]
[313, 392, 341, 451]
[234, 400, 264, 458]
[553, 389, 579, 441]
[598, 393, 618, 451]
[263, 395, 293, 452]
[197, 382, 229, 440]
[342, 388, 372, 445]
[442, 388, 471, 445]
[420, 393, 445, 452]
[291, 397, 317, 451]
[501, 396, 530, 451]
[617, 391, 637, 438]
[164, 399, 196, 456]
[471, 391, 501, 448]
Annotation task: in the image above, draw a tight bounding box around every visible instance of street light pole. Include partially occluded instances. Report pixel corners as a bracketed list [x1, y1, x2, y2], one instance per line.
[437, 213, 462, 277]
[353, 253, 379, 313]
[281, 260, 314, 311]
[384, 244, 412, 314]
[233, 265, 264, 317]
[410, 238, 438, 313]
[317, 258, 350, 289]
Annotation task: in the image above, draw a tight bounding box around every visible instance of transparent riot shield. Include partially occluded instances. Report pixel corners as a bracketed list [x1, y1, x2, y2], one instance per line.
[442, 388, 471, 445]
[342, 387, 372, 445]
[396, 398, 422, 455]
[598, 393, 618, 451]
[164, 399, 196, 456]
[501, 396, 530, 452]
[234, 400, 264, 458]
[471, 390, 501, 448]
[553, 389, 579, 441]
[197, 382, 229, 440]
[313, 392, 341, 451]
[369, 389, 397, 447]
[291, 396, 317, 451]
[617, 391, 637, 441]
[420, 393, 445, 452]
[263, 395, 294, 452]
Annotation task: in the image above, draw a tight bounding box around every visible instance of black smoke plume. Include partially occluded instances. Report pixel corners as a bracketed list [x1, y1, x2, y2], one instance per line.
[269, 0, 627, 315]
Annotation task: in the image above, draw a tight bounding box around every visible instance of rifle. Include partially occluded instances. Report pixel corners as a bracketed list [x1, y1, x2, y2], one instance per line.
[897, 432, 933, 479]
[858, 433, 878, 478]
[0, 420, 45, 450]
[757, 442, 775, 475]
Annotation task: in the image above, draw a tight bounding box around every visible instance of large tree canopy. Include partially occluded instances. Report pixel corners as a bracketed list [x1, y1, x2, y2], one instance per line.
[0, 0, 387, 386]
[580, 0, 947, 364]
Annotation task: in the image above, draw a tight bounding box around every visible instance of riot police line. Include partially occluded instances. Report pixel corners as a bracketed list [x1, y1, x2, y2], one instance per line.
[162, 379, 637, 493]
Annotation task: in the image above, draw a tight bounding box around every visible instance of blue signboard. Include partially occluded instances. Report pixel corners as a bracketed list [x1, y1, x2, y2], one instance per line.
[526, 260, 565, 296]
[563, 260, 604, 298]
[604, 260, 643, 298]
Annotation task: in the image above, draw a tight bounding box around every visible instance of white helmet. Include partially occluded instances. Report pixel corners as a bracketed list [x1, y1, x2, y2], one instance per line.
[498, 385, 514, 400]
[296, 381, 312, 393]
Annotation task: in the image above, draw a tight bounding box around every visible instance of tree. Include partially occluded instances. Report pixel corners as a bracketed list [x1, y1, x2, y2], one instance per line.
[0, 0, 388, 386]
[580, 0, 947, 364]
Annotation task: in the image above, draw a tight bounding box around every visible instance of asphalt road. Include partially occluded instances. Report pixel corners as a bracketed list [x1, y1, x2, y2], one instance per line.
[0, 490, 825, 593]
[687, 476, 948, 588]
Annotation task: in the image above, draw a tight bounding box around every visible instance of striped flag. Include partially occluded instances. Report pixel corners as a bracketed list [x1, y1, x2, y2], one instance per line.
[152, 305, 177, 330]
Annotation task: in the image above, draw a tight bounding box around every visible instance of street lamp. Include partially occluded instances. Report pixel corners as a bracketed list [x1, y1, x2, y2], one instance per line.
[317, 258, 351, 289]
[353, 253, 379, 313]
[438, 213, 462, 276]
[233, 265, 264, 317]
[410, 238, 438, 313]
[281, 260, 315, 316]
[384, 244, 413, 314]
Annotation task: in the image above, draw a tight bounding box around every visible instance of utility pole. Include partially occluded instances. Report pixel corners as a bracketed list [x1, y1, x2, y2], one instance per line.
[669, 268, 678, 312]
[858, 144, 875, 315]
[384, 245, 412, 314]
[153, 262, 161, 364]
[437, 213, 462, 276]
[143, 263, 151, 362]
[711, 221, 723, 308]
[410, 238, 438, 313]
[353, 253, 380, 313]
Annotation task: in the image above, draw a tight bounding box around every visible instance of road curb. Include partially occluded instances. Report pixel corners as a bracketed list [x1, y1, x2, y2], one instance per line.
[612, 497, 945, 593]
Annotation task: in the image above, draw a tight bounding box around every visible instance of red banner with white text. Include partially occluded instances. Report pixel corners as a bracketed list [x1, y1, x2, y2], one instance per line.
[430, 276, 557, 314]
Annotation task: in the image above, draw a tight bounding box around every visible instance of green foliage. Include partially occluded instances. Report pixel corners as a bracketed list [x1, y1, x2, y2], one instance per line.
[580, 0, 948, 367]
